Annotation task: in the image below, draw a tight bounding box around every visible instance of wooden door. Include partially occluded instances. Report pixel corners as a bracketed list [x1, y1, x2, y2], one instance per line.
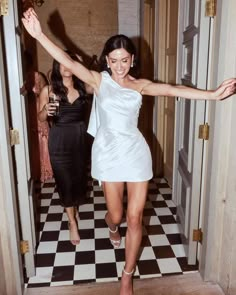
[139, 0, 156, 170]
[173, 0, 211, 264]
[156, 0, 178, 184]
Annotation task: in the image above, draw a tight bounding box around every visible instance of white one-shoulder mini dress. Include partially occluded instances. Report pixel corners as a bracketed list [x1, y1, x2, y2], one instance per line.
[87, 71, 153, 183]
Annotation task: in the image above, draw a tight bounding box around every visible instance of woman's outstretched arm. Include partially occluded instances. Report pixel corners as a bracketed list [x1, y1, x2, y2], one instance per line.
[22, 8, 100, 92]
[140, 78, 236, 101]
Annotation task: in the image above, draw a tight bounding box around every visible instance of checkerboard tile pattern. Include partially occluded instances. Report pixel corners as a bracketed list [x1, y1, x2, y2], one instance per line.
[25, 177, 198, 288]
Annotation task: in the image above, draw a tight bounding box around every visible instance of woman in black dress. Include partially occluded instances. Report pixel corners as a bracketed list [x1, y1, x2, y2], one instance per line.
[38, 53, 88, 245]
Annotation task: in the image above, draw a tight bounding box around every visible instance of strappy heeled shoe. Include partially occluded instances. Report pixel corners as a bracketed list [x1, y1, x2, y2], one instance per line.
[123, 268, 134, 276]
[120, 267, 134, 295]
[68, 220, 80, 246]
[108, 226, 121, 249]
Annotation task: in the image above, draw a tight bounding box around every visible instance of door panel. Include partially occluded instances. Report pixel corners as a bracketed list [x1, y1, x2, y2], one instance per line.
[139, 0, 156, 169]
[156, 0, 178, 184]
[174, 0, 211, 264]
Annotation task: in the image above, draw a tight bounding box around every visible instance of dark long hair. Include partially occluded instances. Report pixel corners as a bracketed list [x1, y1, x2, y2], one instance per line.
[51, 51, 86, 102]
[99, 34, 139, 77]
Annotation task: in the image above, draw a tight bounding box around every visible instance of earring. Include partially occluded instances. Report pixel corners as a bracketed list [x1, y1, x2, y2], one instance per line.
[107, 64, 110, 68]
[131, 63, 134, 68]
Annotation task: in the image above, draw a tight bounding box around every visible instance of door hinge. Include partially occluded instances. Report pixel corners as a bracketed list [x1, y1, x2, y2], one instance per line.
[20, 240, 29, 254]
[0, 0, 9, 16]
[205, 0, 217, 17]
[10, 129, 20, 146]
[193, 228, 203, 243]
[198, 123, 209, 140]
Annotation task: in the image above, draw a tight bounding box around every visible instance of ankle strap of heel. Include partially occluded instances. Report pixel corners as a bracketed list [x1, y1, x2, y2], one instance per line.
[123, 268, 134, 276]
[108, 226, 118, 234]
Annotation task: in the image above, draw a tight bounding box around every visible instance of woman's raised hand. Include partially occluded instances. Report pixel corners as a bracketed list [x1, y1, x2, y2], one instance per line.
[212, 78, 236, 101]
[22, 8, 42, 39]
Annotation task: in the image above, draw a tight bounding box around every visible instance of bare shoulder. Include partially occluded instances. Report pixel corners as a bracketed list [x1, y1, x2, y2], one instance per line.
[40, 85, 50, 99]
[41, 84, 49, 93]
[131, 78, 153, 93]
[91, 70, 102, 92]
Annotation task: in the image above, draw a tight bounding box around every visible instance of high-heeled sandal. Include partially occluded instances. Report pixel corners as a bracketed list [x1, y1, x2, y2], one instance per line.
[121, 268, 134, 295]
[123, 268, 134, 276]
[68, 220, 80, 246]
[108, 226, 121, 249]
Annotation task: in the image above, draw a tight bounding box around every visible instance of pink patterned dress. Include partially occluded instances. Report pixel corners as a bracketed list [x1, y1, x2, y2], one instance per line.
[37, 118, 53, 182]
[34, 72, 53, 182]
[28, 71, 53, 183]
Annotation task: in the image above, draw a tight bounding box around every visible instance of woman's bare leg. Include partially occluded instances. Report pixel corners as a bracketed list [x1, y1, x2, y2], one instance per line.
[65, 206, 80, 245]
[102, 182, 124, 246]
[120, 181, 148, 295]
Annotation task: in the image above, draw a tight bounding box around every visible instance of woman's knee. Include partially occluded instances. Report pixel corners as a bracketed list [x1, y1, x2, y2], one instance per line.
[108, 210, 123, 225]
[126, 212, 142, 229]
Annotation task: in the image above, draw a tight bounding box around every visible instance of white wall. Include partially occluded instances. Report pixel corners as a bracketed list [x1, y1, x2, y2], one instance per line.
[202, 1, 236, 294]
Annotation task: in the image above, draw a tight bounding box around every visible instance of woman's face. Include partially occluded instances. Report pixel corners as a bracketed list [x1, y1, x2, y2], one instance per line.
[59, 64, 73, 78]
[106, 48, 134, 79]
[33, 72, 46, 95]
[32, 72, 41, 95]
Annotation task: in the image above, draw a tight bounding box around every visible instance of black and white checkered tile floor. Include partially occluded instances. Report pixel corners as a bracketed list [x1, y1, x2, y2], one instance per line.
[25, 177, 198, 288]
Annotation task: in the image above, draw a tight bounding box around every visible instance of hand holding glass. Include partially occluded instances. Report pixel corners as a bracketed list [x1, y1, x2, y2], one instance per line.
[48, 94, 60, 116]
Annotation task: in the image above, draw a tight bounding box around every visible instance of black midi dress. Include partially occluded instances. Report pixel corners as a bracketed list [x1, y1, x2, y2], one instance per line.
[48, 96, 88, 207]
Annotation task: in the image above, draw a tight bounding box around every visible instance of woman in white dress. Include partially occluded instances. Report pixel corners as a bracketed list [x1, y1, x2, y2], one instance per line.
[22, 8, 236, 295]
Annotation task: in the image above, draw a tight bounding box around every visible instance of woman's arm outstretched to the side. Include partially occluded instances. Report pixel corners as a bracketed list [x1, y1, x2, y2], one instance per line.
[22, 8, 100, 93]
[139, 78, 236, 101]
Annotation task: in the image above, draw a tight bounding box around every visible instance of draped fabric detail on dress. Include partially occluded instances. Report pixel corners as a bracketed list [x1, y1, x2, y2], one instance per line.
[87, 71, 153, 183]
[87, 93, 100, 138]
[49, 97, 88, 207]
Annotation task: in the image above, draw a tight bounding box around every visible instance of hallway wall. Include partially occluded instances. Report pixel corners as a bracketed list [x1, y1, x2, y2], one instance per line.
[202, 0, 236, 294]
[217, 1, 236, 286]
[31, 0, 118, 75]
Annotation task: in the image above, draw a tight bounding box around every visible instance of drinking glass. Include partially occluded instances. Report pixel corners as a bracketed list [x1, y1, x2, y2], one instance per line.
[49, 94, 60, 116]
